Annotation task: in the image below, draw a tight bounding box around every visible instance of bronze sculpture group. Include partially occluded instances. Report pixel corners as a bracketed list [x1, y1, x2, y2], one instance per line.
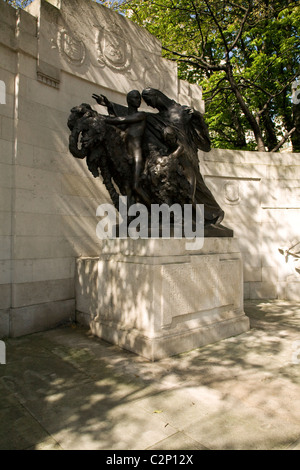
[68, 87, 230, 234]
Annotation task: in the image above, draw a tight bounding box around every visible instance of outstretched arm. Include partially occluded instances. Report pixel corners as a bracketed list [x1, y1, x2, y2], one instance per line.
[92, 94, 116, 116]
[105, 112, 146, 126]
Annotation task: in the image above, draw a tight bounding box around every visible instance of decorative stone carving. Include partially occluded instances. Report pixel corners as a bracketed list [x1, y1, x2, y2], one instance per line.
[96, 23, 132, 71]
[224, 181, 240, 205]
[58, 29, 86, 66]
[37, 71, 60, 89]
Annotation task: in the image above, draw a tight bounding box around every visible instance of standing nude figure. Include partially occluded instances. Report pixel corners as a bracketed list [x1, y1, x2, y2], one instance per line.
[93, 90, 149, 205]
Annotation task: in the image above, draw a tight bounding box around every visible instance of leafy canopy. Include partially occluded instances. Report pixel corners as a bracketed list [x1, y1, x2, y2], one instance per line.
[4, 0, 300, 150]
[118, 0, 300, 151]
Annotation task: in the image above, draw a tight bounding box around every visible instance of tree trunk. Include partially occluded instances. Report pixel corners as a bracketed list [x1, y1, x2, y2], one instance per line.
[226, 66, 266, 151]
[261, 110, 278, 151]
[292, 103, 300, 152]
[230, 109, 247, 148]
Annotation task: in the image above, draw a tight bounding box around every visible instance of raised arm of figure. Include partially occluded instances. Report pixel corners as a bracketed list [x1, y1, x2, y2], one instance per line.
[92, 94, 116, 116]
[105, 112, 146, 126]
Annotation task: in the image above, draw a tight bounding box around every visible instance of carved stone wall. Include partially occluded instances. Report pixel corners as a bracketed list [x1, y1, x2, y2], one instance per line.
[0, 0, 205, 338]
[26, 0, 204, 110]
[0, 0, 299, 339]
[201, 149, 300, 301]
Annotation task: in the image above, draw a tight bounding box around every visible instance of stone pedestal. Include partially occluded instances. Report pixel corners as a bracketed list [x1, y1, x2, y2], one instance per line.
[76, 238, 250, 361]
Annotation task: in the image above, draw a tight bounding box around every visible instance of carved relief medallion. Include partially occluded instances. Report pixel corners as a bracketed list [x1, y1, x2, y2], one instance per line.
[58, 30, 86, 66]
[224, 181, 240, 205]
[96, 24, 132, 71]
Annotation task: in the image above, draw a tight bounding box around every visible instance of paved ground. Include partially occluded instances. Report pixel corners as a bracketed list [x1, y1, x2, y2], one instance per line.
[0, 299, 300, 451]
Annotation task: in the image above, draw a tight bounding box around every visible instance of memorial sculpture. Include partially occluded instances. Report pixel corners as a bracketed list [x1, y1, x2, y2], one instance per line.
[69, 89, 248, 361]
[68, 87, 231, 234]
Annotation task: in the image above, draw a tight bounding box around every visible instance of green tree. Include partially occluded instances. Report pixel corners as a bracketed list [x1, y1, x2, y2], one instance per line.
[118, 0, 300, 152]
[6, 0, 299, 151]
[4, 0, 32, 7]
[3, 0, 123, 8]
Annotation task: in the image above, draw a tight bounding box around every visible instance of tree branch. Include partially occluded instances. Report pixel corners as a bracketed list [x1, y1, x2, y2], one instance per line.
[205, 86, 232, 102]
[228, 2, 252, 52]
[218, 128, 238, 144]
[138, 1, 194, 14]
[247, 1, 299, 28]
[203, 0, 230, 58]
[162, 46, 227, 72]
[252, 42, 300, 84]
[239, 78, 273, 97]
[190, 0, 206, 57]
[228, 1, 248, 12]
[257, 70, 300, 117]
[202, 76, 227, 96]
[271, 127, 296, 152]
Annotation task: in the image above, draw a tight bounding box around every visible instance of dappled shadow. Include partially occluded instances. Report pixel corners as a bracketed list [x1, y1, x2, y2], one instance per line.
[75, 237, 248, 361]
[1, 298, 300, 450]
[200, 148, 300, 301]
[0, 327, 172, 450]
[245, 299, 300, 331]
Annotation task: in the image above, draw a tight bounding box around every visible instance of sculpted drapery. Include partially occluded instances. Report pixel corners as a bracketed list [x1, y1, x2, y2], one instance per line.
[67, 87, 225, 227]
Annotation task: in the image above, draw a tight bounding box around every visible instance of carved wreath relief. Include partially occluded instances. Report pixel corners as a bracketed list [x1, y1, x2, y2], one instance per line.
[57, 23, 132, 72]
[224, 181, 240, 205]
[58, 30, 86, 66]
[55, 21, 170, 95]
[96, 24, 132, 71]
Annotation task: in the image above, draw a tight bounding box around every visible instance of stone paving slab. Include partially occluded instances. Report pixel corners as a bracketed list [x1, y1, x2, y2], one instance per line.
[0, 300, 300, 450]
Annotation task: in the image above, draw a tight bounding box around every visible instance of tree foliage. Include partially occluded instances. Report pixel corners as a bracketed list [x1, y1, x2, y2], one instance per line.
[118, 0, 300, 152]
[3, 0, 123, 8]
[4, 0, 300, 151]
[4, 0, 32, 7]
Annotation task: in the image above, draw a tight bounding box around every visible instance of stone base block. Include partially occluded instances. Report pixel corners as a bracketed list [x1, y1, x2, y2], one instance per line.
[76, 238, 250, 361]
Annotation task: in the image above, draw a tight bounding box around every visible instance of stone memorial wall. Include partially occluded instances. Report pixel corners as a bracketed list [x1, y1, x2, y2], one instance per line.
[200, 149, 300, 301]
[0, 0, 299, 338]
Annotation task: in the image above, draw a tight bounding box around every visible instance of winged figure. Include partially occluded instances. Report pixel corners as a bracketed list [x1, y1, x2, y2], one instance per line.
[67, 87, 225, 228]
